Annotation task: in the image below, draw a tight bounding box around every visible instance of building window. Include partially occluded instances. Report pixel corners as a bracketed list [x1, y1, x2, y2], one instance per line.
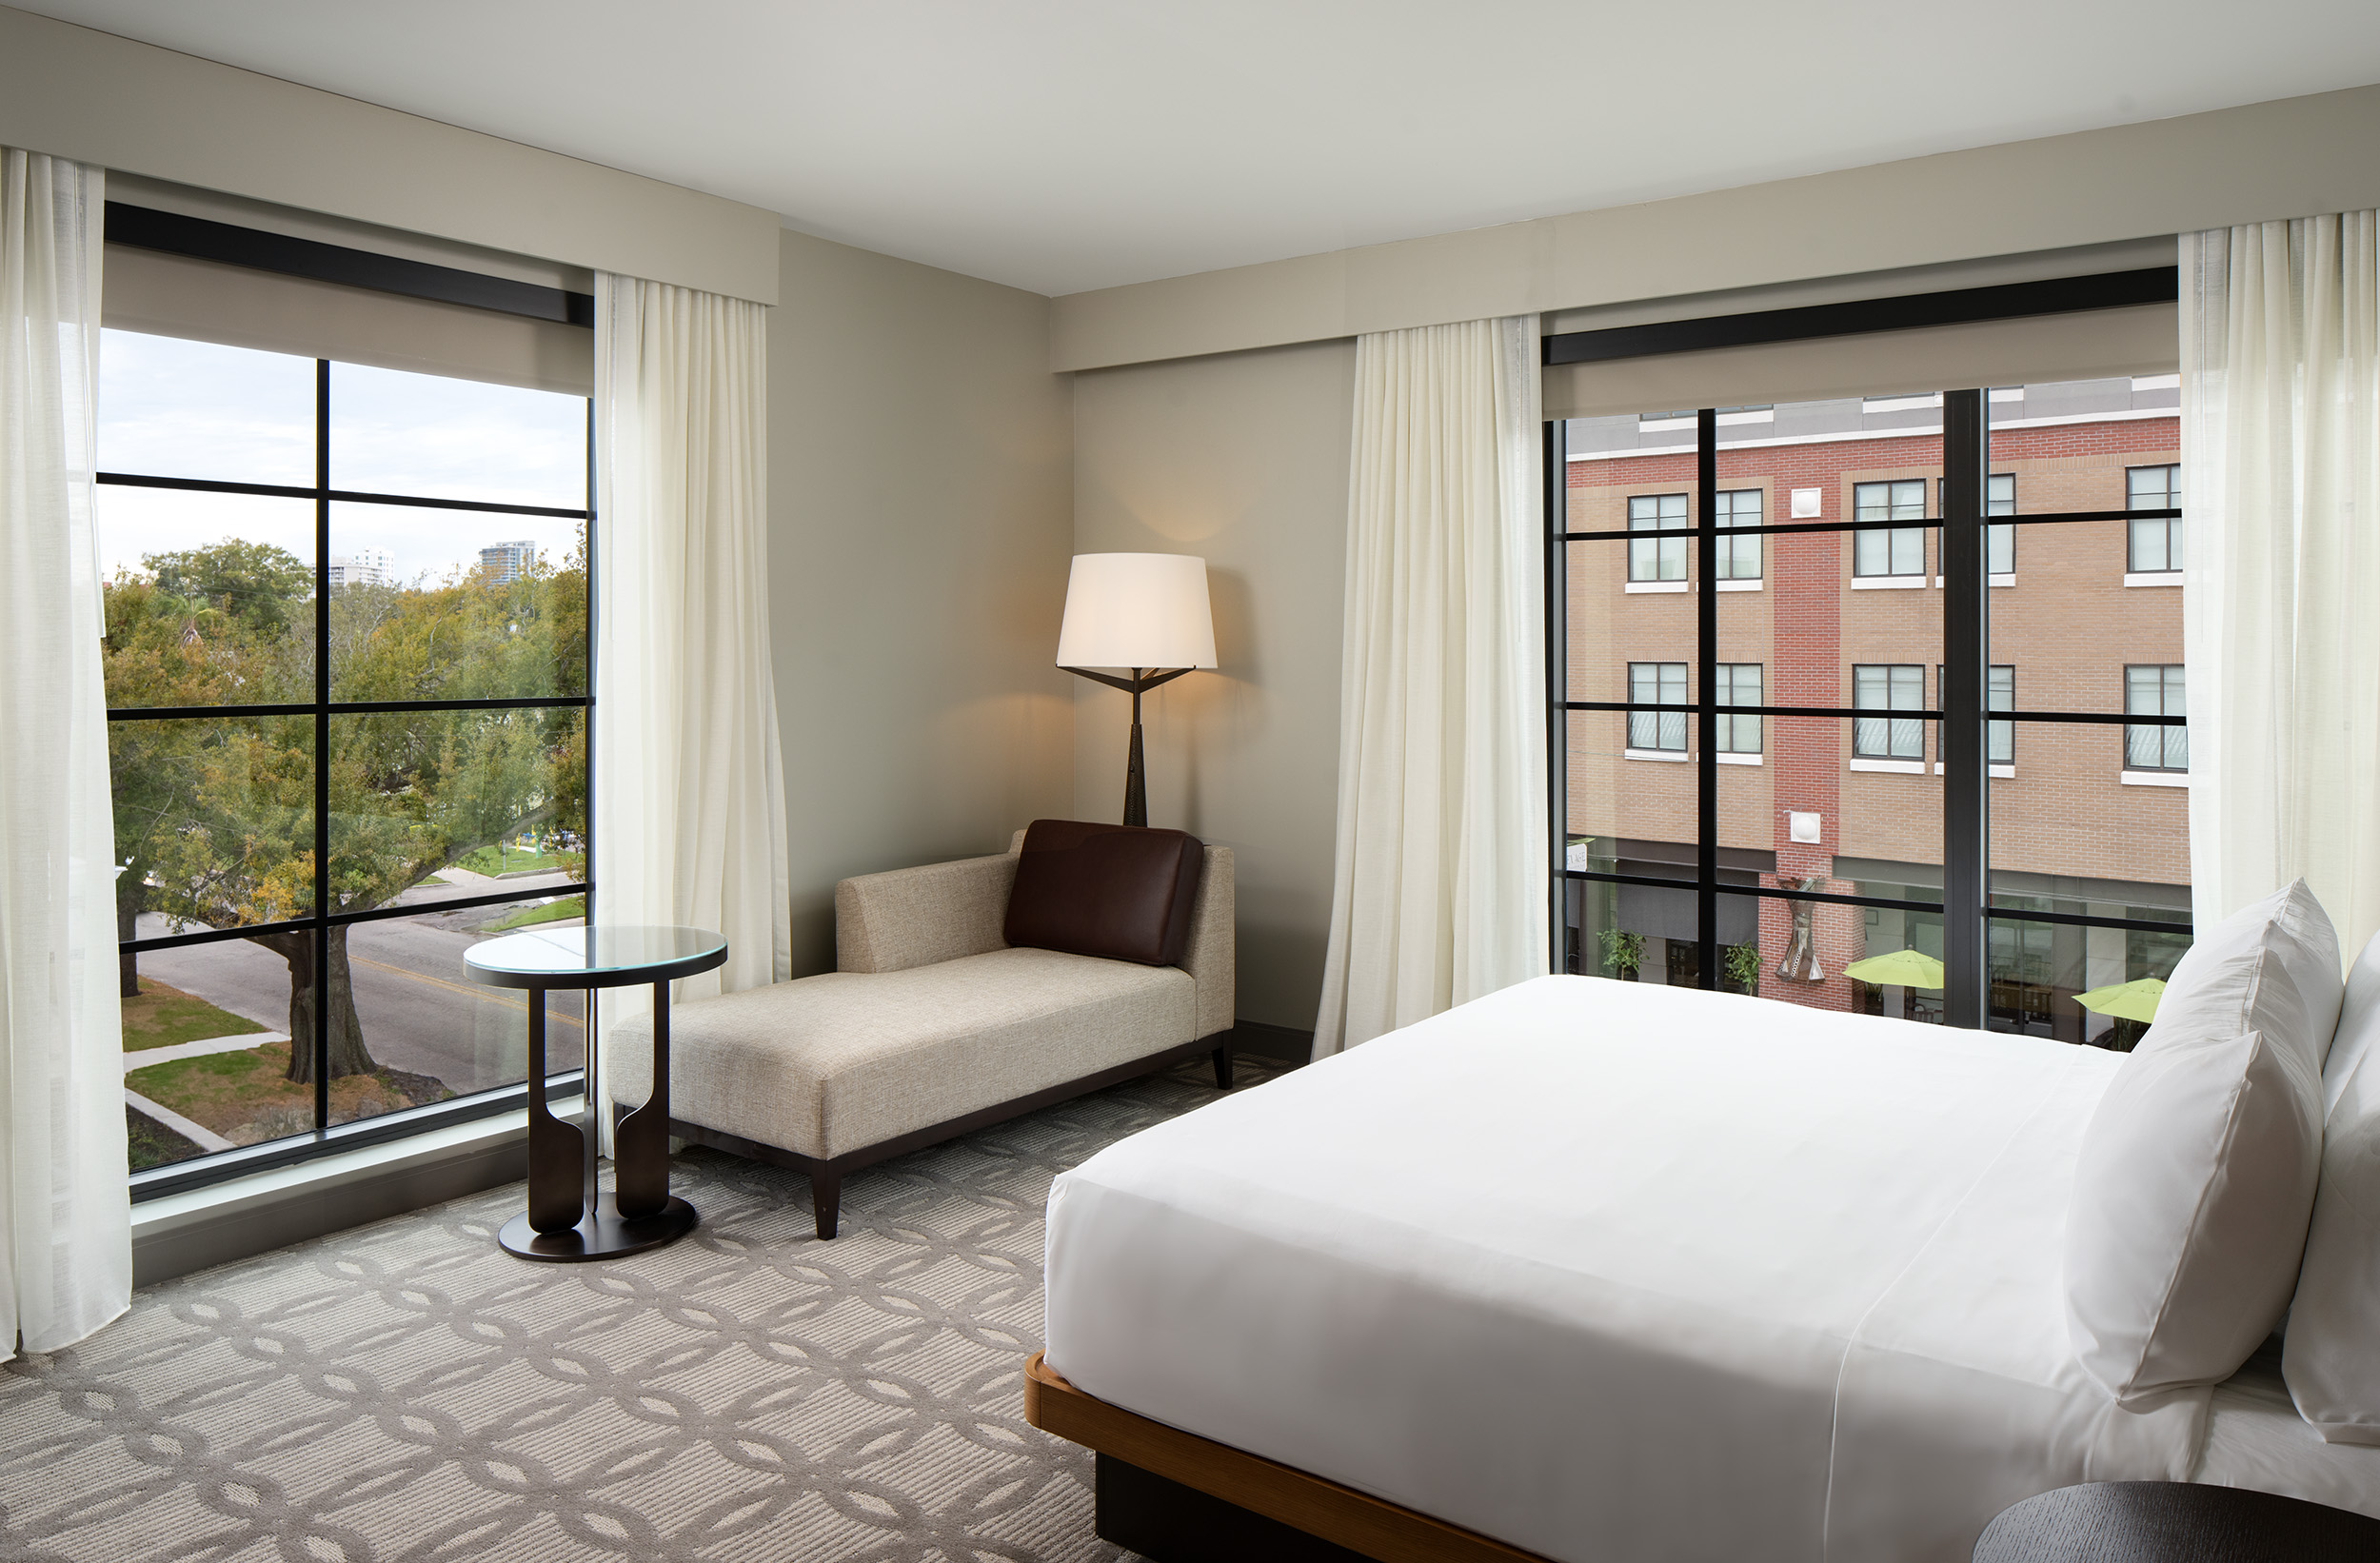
[1946, 662, 2016, 763]
[1628, 661, 1687, 751]
[1854, 663, 1925, 759]
[1988, 473, 2015, 575]
[2126, 664, 2188, 770]
[1716, 663, 1762, 753]
[2128, 465, 2183, 572]
[1716, 488, 1762, 580]
[1628, 493, 1688, 582]
[1852, 480, 1927, 576]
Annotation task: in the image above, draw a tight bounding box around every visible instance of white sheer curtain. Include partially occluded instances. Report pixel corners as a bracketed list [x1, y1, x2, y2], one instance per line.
[592, 274, 790, 1118]
[1, 148, 129, 1355]
[1313, 314, 1548, 1058]
[2180, 215, 2380, 961]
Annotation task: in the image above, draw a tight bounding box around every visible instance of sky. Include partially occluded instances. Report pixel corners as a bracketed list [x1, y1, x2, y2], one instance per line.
[97, 329, 587, 586]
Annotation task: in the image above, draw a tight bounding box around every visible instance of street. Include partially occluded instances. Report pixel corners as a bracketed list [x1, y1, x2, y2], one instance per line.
[133, 871, 590, 1101]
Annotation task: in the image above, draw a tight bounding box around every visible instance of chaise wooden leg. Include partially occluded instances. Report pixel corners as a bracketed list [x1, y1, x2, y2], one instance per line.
[811, 1168, 842, 1240]
[1211, 1040, 1234, 1091]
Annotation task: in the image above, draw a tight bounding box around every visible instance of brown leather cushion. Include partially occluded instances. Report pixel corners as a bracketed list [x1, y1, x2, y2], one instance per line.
[1003, 820, 1205, 967]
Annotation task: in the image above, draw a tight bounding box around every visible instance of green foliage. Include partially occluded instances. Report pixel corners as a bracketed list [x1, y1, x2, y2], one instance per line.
[1722, 941, 1762, 995]
[1598, 927, 1644, 979]
[105, 531, 588, 1081]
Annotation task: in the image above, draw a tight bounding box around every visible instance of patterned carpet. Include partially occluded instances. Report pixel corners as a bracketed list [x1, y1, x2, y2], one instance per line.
[1, 1056, 1279, 1562]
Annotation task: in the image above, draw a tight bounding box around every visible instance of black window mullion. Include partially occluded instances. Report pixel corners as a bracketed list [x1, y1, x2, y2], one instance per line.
[1940, 388, 1988, 1028]
[313, 357, 332, 1135]
[1696, 408, 1717, 990]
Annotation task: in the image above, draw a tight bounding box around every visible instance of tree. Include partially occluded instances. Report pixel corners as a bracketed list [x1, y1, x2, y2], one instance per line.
[105, 532, 586, 1085]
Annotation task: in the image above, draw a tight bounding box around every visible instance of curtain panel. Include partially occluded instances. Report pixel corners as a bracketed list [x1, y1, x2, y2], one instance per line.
[1313, 314, 1548, 1058]
[0, 148, 129, 1356]
[592, 274, 791, 1127]
[2180, 215, 2380, 963]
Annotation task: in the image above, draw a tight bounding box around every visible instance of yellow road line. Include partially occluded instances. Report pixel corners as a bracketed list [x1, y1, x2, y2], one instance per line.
[349, 956, 586, 1030]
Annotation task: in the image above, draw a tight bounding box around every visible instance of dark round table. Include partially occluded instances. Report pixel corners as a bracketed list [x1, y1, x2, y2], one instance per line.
[465, 924, 727, 1262]
[1975, 1481, 2380, 1562]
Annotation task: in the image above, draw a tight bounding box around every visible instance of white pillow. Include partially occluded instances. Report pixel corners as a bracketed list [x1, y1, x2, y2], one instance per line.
[2065, 1026, 2323, 1405]
[2143, 879, 2343, 1078]
[2282, 928, 2380, 1443]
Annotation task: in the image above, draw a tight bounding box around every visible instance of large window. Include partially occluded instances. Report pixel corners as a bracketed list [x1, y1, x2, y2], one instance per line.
[1554, 346, 2192, 1042]
[2126, 664, 2189, 771]
[1853, 664, 1925, 760]
[104, 248, 593, 1192]
[1628, 493, 1688, 582]
[2129, 464, 2183, 572]
[1852, 480, 1927, 577]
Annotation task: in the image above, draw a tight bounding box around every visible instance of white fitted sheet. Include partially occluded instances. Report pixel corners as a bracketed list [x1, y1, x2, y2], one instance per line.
[2194, 1341, 2380, 1520]
[1043, 975, 2208, 1563]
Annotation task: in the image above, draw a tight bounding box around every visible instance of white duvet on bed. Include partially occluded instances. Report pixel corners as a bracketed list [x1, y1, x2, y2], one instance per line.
[1043, 975, 2210, 1563]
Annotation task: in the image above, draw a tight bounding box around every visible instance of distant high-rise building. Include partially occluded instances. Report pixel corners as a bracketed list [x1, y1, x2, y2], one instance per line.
[326, 546, 393, 589]
[480, 540, 537, 584]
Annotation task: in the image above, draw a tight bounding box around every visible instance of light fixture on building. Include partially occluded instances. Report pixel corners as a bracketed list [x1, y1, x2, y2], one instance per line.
[1056, 553, 1218, 828]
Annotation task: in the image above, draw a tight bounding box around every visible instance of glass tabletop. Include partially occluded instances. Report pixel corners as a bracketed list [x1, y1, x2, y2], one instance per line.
[464, 924, 729, 989]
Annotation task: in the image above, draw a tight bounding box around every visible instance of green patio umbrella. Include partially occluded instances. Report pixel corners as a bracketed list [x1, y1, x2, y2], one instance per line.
[2074, 976, 2166, 1023]
[1841, 948, 1946, 989]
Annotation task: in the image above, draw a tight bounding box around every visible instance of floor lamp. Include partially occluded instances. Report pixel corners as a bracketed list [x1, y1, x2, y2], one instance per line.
[1057, 553, 1217, 828]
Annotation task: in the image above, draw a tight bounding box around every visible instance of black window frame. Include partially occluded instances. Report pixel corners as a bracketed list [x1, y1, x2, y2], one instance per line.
[2127, 464, 2184, 573]
[1542, 264, 2192, 1028]
[105, 204, 599, 1201]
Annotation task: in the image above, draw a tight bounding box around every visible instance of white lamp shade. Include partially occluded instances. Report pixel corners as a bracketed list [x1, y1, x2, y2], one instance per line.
[1055, 553, 1217, 669]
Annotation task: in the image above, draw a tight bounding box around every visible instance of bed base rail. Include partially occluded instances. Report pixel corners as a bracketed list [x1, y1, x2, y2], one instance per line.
[1023, 1353, 1552, 1563]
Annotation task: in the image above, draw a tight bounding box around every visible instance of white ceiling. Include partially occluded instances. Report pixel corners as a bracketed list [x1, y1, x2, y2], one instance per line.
[20, 1, 2380, 297]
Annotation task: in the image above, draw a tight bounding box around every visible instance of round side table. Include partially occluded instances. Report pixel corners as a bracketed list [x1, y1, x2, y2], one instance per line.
[1975, 1481, 2380, 1562]
[465, 924, 727, 1262]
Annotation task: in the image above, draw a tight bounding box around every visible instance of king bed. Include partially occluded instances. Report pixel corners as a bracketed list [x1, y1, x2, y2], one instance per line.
[1030, 944, 2380, 1562]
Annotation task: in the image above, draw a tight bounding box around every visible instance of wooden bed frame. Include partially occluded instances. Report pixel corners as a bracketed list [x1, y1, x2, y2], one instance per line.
[1023, 1353, 1553, 1563]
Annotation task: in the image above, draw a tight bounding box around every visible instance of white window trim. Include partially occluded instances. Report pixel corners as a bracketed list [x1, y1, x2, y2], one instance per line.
[1624, 747, 1692, 762]
[1934, 762, 2017, 779]
[2123, 571, 2184, 588]
[1716, 579, 1761, 592]
[1624, 580, 1691, 594]
[1715, 751, 1763, 765]
[2121, 769, 2191, 787]
[1851, 575, 1928, 590]
[1850, 757, 1928, 774]
[1933, 575, 2016, 587]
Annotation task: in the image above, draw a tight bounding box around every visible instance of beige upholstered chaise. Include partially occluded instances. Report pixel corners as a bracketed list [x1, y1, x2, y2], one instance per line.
[607, 831, 1234, 1237]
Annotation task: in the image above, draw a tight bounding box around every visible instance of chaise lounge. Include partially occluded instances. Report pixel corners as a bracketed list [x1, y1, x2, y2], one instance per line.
[607, 823, 1234, 1237]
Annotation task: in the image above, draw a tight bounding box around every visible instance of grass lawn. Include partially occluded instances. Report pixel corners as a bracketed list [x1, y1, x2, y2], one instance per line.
[480, 895, 585, 933]
[127, 1042, 452, 1145]
[126, 1105, 205, 1174]
[454, 845, 579, 877]
[121, 977, 269, 1052]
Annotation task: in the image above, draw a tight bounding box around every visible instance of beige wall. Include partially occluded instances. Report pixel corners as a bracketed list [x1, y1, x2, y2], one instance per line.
[771, 228, 1076, 975]
[1052, 83, 2380, 371]
[1072, 340, 1357, 1030]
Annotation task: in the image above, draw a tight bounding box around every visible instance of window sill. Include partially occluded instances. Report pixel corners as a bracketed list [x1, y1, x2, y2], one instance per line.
[1624, 581, 1690, 594]
[1934, 762, 2018, 779]
[1716, 579, 1761, 592]
[1851, 576, 1928, 590]
[1933, 576, 2016, 587]
[1623, 747, 1692, 762]
[2121, 769, 2191, 787]
[1715, 751, 1763, 765]
[1850, 757, 1927, 773]
[2123, 572, 2184, 588]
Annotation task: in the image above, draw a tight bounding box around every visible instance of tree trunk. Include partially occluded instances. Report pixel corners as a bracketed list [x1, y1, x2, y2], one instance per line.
[120, 950, 139, 999]
[255, 927, 380, 1084]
